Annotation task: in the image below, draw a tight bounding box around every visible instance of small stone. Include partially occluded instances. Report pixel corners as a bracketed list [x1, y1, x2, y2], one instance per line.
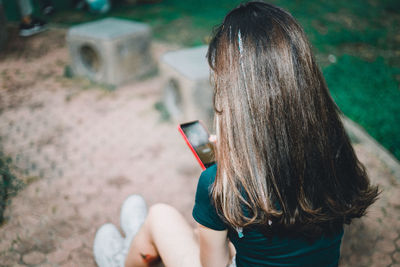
[60, 259, 80, 266]
[47, 249, 70, 264]
[61, 238, 82, 251]
[348, 254, 360, 265]
[385, 217, 400, 230]
[1, 252, 20, 265]
[393, 252, 400, 262]
[371, 251, 392, 266]
[0, 239, 12, 252]
[396, 238, 400, 248]
[382, 230, 399, 241]
[388, 192, 400, 208]
[375, 240, 396, 253]
[22, 251, 46, 265]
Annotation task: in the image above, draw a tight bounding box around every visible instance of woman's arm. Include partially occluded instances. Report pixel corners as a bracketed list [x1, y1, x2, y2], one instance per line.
[197, 223, 231, 267]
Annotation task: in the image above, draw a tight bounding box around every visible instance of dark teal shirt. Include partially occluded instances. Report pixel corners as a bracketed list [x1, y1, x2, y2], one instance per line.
[192, 164, 344, 267]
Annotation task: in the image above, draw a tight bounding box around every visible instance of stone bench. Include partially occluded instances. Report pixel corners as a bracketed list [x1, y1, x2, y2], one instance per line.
[67, 18, 156, 87]
[160, 45, 214, 128]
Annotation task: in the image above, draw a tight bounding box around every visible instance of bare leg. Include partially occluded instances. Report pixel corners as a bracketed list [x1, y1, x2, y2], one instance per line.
[125, 203, 202, 267]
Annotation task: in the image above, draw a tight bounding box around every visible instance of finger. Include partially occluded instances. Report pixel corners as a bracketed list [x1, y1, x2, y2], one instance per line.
[209, 134, 217, 143]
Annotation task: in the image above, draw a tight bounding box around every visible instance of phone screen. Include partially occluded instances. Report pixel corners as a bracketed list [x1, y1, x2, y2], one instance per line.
[180, 121, 215, 169]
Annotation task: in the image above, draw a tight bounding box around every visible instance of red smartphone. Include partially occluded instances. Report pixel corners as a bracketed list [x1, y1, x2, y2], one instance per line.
[178, 120, 215, 170]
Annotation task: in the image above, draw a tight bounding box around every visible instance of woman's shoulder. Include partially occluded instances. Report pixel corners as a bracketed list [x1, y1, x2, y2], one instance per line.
[198, 164, 217, 192]
[193, 164, 227, 230]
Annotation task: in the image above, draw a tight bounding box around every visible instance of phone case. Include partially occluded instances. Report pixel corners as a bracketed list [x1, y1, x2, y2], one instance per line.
[178, 120, 208, 170]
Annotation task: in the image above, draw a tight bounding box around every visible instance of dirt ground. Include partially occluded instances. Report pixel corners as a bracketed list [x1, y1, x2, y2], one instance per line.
[0, 28, 399, 267]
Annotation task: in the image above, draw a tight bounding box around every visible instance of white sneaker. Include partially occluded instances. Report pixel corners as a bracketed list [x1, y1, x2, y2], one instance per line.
[93, 223, 126, 267]
[229, 255, 237, 267]
[120, 195, 147, 248]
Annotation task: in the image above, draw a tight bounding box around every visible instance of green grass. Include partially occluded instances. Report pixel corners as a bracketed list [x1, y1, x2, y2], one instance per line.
[0, 153, 22, 224]
[324, 55, 400, 159]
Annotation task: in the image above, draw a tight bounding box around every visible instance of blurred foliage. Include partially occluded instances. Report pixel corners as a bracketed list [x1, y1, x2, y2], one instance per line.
[116, 0, 398, 160]
[40, 0, 400, 50]
[3, 0, 400, 159]
[324, 55, 400, 159]
[0, 153, 22, 224]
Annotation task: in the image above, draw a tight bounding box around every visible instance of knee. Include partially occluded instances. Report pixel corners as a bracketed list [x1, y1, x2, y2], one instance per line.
[148, 203, 176, 217]
[147, 203, 179, 225]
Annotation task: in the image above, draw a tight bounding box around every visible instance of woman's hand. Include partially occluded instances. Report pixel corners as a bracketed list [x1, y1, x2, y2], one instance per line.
[209, 134, 217, 143]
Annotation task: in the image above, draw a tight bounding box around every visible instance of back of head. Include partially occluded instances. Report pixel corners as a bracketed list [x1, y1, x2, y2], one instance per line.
[208, 1, 379, 237]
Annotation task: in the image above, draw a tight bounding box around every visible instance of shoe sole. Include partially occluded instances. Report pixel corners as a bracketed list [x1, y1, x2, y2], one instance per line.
[20, 26, 48, 37]
[93, 223, 125, 267]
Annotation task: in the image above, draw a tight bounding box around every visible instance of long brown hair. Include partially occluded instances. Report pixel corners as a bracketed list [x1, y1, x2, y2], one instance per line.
[208, 1, 379, 236]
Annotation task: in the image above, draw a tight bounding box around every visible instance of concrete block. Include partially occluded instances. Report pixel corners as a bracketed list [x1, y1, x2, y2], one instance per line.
[67, 18, 156, 86]
[160, 46, 214, 128]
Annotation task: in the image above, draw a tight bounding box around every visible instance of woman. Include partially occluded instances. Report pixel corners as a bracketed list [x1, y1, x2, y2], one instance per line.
[93, 2, 379, 266]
